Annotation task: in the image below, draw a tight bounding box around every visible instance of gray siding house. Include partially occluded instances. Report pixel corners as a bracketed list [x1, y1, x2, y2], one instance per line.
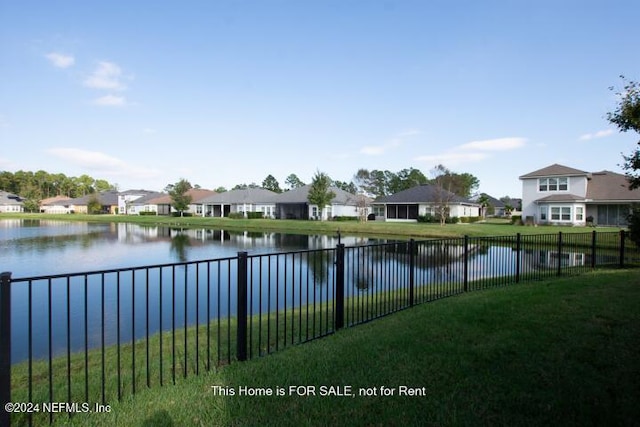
[198, 188, 279, 218]
[0, 191, 24, 213]
[273, 185, 367, 220]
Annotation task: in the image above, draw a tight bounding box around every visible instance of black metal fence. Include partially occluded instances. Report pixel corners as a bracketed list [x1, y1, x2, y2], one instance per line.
[0, 230, 636, 426]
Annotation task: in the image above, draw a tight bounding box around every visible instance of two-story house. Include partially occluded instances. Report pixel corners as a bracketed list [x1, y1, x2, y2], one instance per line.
[520, 163, 640, 226]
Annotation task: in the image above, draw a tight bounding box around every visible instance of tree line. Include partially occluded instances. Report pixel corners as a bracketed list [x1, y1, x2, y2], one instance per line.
[0, 170, 117, 209]
[220, 165, 481, 199]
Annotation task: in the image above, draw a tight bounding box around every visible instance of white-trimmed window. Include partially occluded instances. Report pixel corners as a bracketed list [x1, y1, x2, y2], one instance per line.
[539, 177, 568, 192]
[540, 206, 547, 221]
[576, 207, 584, 221]
[551, 207, 571, 221]
[312, 206, 318, 218]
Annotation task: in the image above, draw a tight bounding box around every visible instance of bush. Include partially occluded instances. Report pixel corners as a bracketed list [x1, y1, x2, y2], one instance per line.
[627, 208, 640, 246]
[417, 214, 437, 223]
[171, 212, 193, 217]
[246, 211, 264, 219]
[445, 216, 459, 224]
[139, 211, 157, 216]
[227, 212, 245, 219]
[332, 216, 358, 221]
[511, 215, 522, 225]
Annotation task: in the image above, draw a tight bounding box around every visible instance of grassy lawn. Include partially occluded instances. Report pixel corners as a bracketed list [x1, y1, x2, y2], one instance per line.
[0, 212, 623, 239]
[31, 268, 639, 427]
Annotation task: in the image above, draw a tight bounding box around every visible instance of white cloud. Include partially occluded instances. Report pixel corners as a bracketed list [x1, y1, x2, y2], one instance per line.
[360, 129, 421, 156]
[415, 136, 526, 167]
[45, 52, 75, 68]
[415, 152, 489, 166]
[93, 95, 126, 107]
[47, 148, 127, 169]
[458, 137, 527, 151]
[84, 61, 126, 91]
[579, 129, 614, 141]
[47, 147, 162, 180]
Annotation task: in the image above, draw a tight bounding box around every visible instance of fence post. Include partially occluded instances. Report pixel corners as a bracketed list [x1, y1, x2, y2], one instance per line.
[620, 229, 626, 268]
[236, 252, 248, 362]
[557, 232, 563, 276]
[591, 230, 597, 269]
[409, 239, 415, 306]
[0, 272, 11, 427]
[515, 233, 521, 283]
[335, 244, 345, 330]
[463, 236, 469, 292]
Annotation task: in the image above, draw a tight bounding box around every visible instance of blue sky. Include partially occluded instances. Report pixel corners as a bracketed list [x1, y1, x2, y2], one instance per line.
[1, 1, 638, 198]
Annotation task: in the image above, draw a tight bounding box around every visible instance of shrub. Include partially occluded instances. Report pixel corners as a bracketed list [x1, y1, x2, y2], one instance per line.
[227, 212, 245, 219]
[332, 216, 358, 221]
[246, 211, 264, 219]
[511, 215, 522, 225]
[139, 211, 157, 216]
[417, 214, 436, 223]
[171, 212, 192, 217]
[445, 216, 459, 224]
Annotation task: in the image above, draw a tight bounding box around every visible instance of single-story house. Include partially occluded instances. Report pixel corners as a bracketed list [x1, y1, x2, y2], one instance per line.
[198, 188, 279, 218]
[141, 188, 217, 216]
[373, 184, 480, 222]
[520, 163, 640, 226]
[273, 185, 370, 220]
[60, 191, 120, 214]
[40, 195, 74, 214]
[125, 192, 165, 215]
[0, 191, 24, 213]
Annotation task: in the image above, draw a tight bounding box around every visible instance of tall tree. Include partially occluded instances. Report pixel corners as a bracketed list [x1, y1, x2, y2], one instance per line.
[608, 76, 640, 188]
[307, 171, 335, 220]
[167, 179, 193, 216]
[607, 75, 640, 244]
[333, 180, 357, 194]
[262, 174, 283, 193]
[430, 164, 456, 226]
[284, 173, 305, 190]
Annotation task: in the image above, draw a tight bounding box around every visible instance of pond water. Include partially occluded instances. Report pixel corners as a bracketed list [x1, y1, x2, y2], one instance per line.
[0, 219, 623, 364]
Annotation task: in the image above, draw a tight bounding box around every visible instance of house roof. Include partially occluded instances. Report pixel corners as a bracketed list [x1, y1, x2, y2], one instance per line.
[67, 191, 120, 206]
[199, 188, 279, 204]
[519, 163, 589, 179]
[586, 171, 640, 201]
[374, 184, 476, 205]
[535, 194, 585, 203]
[40, 195, 73, 206]
[469, 193, 505, 208]
[146, 188, 217, 205]
[0, 191, 24, 205]
[128, 192, 165, 205]
[273, 185, 361, 205]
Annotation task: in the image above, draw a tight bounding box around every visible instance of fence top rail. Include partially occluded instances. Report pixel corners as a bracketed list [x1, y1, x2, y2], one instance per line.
[6, 230, 628, 283]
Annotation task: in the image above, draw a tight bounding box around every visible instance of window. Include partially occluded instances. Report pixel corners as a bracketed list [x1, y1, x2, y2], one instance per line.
[576, 207, 583, 221]
[538, 177, 568, 192]
[540, 206, 547, 221]
[312, 206, 318, 218]
[551, 207, 571, 221]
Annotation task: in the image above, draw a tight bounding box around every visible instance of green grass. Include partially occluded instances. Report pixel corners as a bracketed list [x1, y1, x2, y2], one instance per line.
[11, 268, 637, 426]
[0, 212, 623, 239]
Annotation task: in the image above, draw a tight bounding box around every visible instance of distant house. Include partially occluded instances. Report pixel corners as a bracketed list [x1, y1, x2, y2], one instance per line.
[141, 188, 217, 216]
[469, 193, 511, 217]
[0, 191, 24, 213]
[520, 163, 640, 226]
[273, 185, 370, 220]
[40, 195, 74, 214]
[63, 191, 120, 214]
[373, 184, 480, 222]
[125, 192, 165, 215]
[117, 190, 159, 215]
[198, 188, 279, 218]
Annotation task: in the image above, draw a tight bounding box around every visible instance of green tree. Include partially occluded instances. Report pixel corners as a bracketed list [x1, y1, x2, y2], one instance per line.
[262, 174, 282, 193]
[608, 76, 640, 188]
[608, 76, 640, 244]
[333, 180, 357, 194]
[285, 174, 305, 190]
[87, 194, 103, 214]
[167, 179, 193, 216]
[307, 171, 335, 220]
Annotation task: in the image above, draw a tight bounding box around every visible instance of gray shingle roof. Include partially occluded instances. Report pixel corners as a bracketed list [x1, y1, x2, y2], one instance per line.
[273, 185, 360, 205]
[586, 171, 640, 201]
[519, 164, 588, 179]
[536, 194, 585, 203]
[199, 188, 279, 204]
[67, 191, 120, 206]
[374, 184, 475, 204]
[0, 191, 24, 205]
